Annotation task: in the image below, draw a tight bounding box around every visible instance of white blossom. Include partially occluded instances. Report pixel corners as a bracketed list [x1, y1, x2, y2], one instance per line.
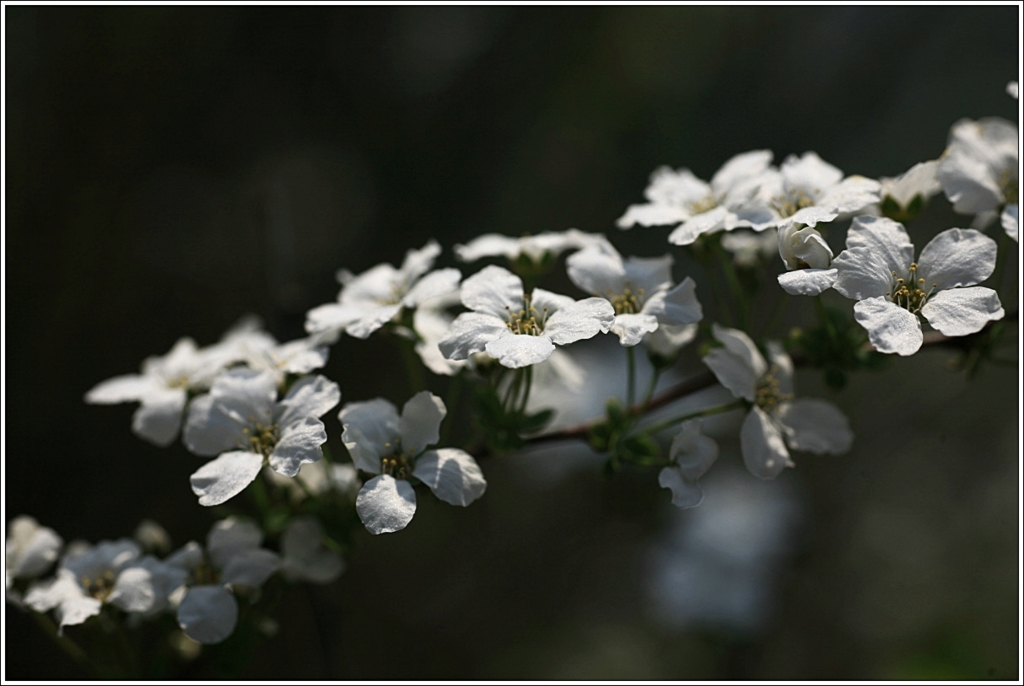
[703, 325, 853, 479]
[264, 460, 361, 504]
[1008, 81, 1018, 100]
[776, 223, 838, 296]
[936, 117, 1018, 241]
[341, 391, 486, 535]
[566, 244, 702, 347]
[618, 150, 777, 246]
[305, 240, 461, 340]
[6, 517, 63, 602]
[438, 265, 615, 368]
[721, 228, 779, 267]
[184, 370, 340, 507]
[831, 216, 1004, 356]
[168, 518, 281, 645]
[878, 160, 942, 220]
[658, 420, 719, 509]
[280, 517, 344, 584]
[454, 228, 612, 264]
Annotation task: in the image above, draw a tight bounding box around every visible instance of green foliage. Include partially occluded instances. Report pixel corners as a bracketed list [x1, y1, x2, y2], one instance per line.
[792, 303, 888, 390]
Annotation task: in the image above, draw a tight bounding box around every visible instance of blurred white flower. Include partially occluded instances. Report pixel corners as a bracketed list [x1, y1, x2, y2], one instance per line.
[184, 370, 340, 506]
[721, 228, 778, 267]
[618, 150, 777, 246]
[566, 244, 702, 347]
[832, 216, 1004, 355]
[305, 240, 461, 340]
[168, 518, 280, 645]
[454, 228, 612, 264]
[878, 159, 941, 220]
[1007, 80, 1018, 99]
[280, 517, 344, 584]
[341, 391, 486, 535]
[6, 517, 63, 602]
[703, 325, 853, 479]
[658, 420, 719, 509]
[438, 265, 614, 368]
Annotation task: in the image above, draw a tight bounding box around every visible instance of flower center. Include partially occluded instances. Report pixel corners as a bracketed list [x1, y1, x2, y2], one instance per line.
[166, 375, 191, 389]
[887, 262, 936, 314]
[772, 190, 816, 218]
[754, 365, 793, 413]
[381, 440, 414, 479]
[80, 570, 117, 601]
[241, 422, 280, 457]
[688, 195, 719, 215]
[374, 280, 408, 306]
[504, 293, 547, 336]
[608, 286, 646, 315]
[192, 558, 221, 586]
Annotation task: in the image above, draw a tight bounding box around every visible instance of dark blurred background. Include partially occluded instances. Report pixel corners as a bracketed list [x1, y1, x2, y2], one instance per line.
[4, 6, 1019, 679]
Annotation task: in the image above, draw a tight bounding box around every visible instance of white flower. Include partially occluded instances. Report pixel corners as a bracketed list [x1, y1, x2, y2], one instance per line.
[411, 290, 468, 376]
[280, 517, 344, 584]
[1002, 204, 1018, 242]
[658, 420, 719, 509]
[936, 118, 1018, 241]
[617, 150, 777, 246]
[566, 244, 702, 347]
[305, 240, 462, 340]
[341, 391, 486, 535]
[776, 223, 838, 296]
[85, 336, 241, 447]
[184, 370, 340, 507]
[438, 265, 615, 368]
[454, 228, 612, 264]
[22, 539, 165, 633]
[1008, 81, 1018, 100]
[878, 160, 942, 220]
[133, 519, 172, 556]
[219, 320, 332, 387]
[169, 518, 281, 645]
[6, 517, 63, 601]
[758, 152, 880, 232]
[831, 216, 1004, 356]
[264, 460, 361, 504]
[703, 325, 853, 479]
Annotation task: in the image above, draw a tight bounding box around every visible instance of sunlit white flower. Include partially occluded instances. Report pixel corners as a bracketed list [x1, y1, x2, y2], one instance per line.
[341, 391, 486, 535]
[454, 228, 612, 264]
[6, 517, 63, 602]
[776, 223, 838, 296]
[23, 539, 170, 633]
[280, 517, 344, 584]
[936, 118, 1018, 241]
[618, 150, 776, 246]
[658, 420, 719, 509]
[85, 336, 242, 447]
[438, 265, 615, 368]
[305, 240, 461, 340]
[831, 216, 1004, 356]
[566, 244, 702, 347]
[757, 152, 880, 232]
[184, 370, 340, 507]
[703, 325, 853, 479]
[878, 160, 942, 222]
[169, 518, 280, 645]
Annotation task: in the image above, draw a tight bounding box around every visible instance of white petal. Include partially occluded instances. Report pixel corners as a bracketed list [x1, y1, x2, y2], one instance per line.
[131, 392, 186, 447]
[843, 215, 915, 270]
[177, 585, 238, 645]
[644, 322, 698, 358]
[400, 391, 446, 456]
[566, 245, 626, 296]
[485, 331, 556, 368]
[345, 303, 402, 339]
[461, 265, 524, 319]
[207, 517, 263, 567]
[23, 573, 82, 613]
[8, 517, 63, 579]
[398, 240, 442, 284]
[108, 565, 158, 614]
[777, 268, 838, 296]
[853, 297, 923, 356]
[542, 297, 615, 345]
[782, 151, 843, 192]
[881, 160, 941, 207]
[182, 394, 246, 456]
[710, 149, 774, 196]
[220, 549, 281, 589]
[622, 254, 675, 294]
[618, 203, 689, 229]
[775, 399, 853, 454]
[56, 595, 103, 632]
[275, 375, 341, 427]
[936, 141, 1005, 214]
[785, 205, 838, 228]
[403, 268, 461, 307]
[740, 407, 791, 480]
[643, 276, 702, 326]
[1002, 204, 1018, 242]
[84, 374, 163, 404]
[209, 369, 277, 428]
[611, 313, 659, 347]
[305, 302, 362, 336]
[281, 517, 345, 584]
[702, 324, 766, 401]
[667, 206, 729, 245]
[269, 417, 326, 477]
[920, 287, 1004, 337]
[454, 234, 521, 262]
[657, 467, 704, 509]
[190, 451, 264, 507]
[668, 419, 719, 481]
[832, 247, 898, 301]
[778, 224, 833, 270]
[820, 175, 881, 215]
[412, 448, 487, 506]
[917, 228, 998, 290]
[530, 287, 576, 315]
[437, 312, 509, 361]
[339, 398, 400, 474]
[355, 475, 417, 535]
